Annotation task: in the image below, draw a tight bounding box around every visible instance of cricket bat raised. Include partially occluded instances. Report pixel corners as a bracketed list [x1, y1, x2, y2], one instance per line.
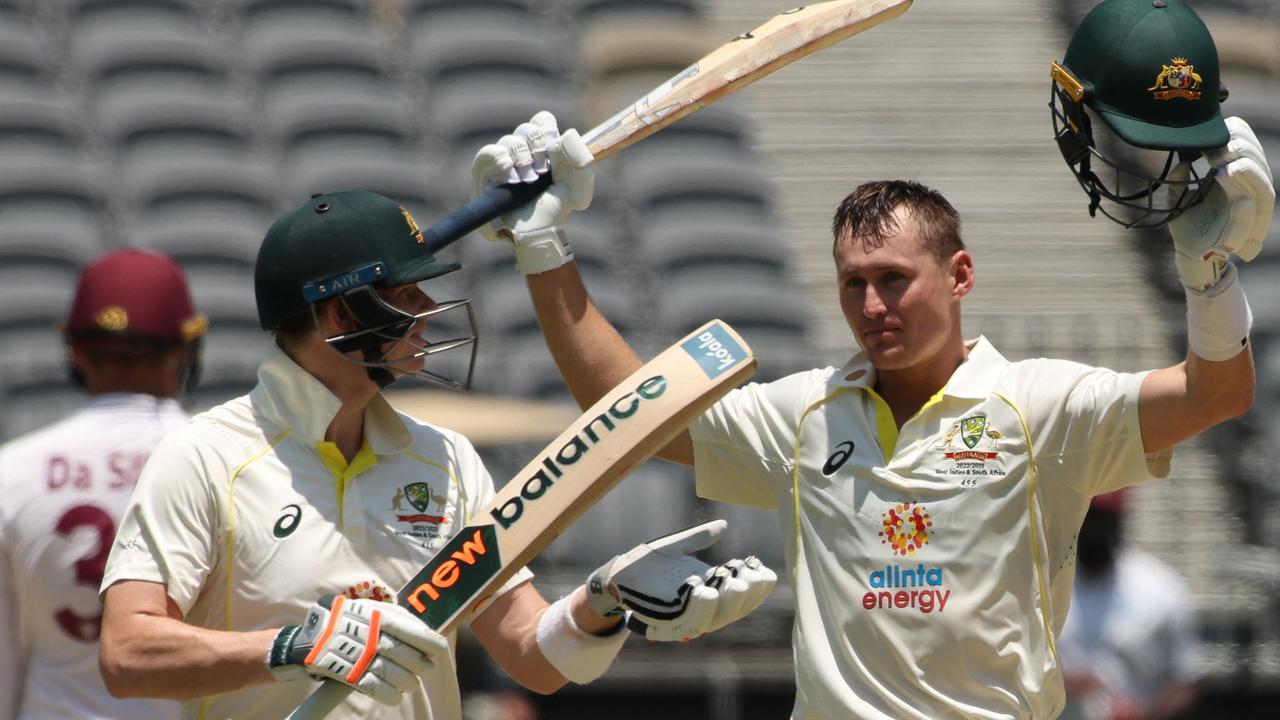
[289, 320, 756, 719]
[420, 0, 913, 253]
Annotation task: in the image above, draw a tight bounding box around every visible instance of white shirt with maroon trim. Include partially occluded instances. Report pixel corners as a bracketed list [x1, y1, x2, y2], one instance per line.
[0, 393, 186, 720]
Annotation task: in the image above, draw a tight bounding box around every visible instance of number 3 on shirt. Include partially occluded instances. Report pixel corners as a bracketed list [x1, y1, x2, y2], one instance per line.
[53, 504, 116, 642]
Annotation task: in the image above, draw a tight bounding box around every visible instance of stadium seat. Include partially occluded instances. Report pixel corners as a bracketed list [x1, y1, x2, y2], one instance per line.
[57, 0, 202, 22]
[118, 148, 277, 219]
[240, 15, 389, 89]
[68, 16, 230, 92]
[128, 208, 268, 268]
[564, 0, 701, 21]
[264, 84, 415, 154]
[95, 84, 254, 157]
[0, 266, 79, 330]
[0, 89, 85, 154]
[0, 207, 105, 269]
[641, 210, 787, 279]
[618, 147, 773, 218]
[653, 267, 811, 372]
[228, 0, 369, 24]
[0, 154, 108, 218]
[406, 0, 541, 24]
[0, 20, 53, 88]
[410, 15, 565, 88]
[0, 326, 70, 392]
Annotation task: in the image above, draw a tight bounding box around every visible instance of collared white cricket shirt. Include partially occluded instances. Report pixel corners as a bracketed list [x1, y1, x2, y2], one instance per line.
[0, 394, 185, 720]
[691, 337, 1169, 720]
[101, 348, 531, 720]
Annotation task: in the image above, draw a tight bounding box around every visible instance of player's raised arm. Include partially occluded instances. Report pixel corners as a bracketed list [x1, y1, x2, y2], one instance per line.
[1137, 117, 1271, 452]
[469, 112, 695, 465]
[1050, 1, 1274, 453]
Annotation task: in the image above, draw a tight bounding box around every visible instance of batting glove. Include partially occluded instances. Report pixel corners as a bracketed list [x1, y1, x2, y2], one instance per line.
[1170, 116, 1275, 290]
[268, 594, 447, 706]
[586, 519, 777, 642]
[470, 111, 595, 275]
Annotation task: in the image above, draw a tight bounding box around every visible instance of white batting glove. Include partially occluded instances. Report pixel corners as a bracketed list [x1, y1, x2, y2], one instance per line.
[469, 111, 595, 275]
[1170, 116, 1275, 290]
[268, 595, 447, 706]
[585, 519, 777, 642]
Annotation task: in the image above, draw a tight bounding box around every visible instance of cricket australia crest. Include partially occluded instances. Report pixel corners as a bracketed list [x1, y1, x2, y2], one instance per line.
[960, 415, 987, 449]
[1148, 57, 1202, 101]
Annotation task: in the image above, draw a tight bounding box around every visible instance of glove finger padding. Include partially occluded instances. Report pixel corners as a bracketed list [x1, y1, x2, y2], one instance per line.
[515, 120, 553, 174]
[1216, 154, 1274, 262]
[1169, 116, 1275, 289]
[498, 133, 537, 183]
[704, 556, 777, 635]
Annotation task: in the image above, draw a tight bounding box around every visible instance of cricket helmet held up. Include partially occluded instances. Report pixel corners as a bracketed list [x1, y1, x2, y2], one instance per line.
[1050, 0, 1229, 227]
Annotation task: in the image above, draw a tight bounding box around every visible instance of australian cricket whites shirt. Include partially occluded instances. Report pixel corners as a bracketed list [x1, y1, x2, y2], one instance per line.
[690, 337, 1170, 720]
[101, 348, 531, 720]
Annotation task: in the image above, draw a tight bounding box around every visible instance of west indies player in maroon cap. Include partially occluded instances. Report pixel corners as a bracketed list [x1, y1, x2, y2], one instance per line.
[0, 249, 205, 719]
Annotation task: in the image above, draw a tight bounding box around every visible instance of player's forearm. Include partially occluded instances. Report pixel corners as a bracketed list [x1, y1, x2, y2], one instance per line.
[526, 264, 695, 464]
[527, 263, 645, 408]
[99, 612, 276, 700]
[1140, 347, 1254, 454]
[1185, 343, 1255, 420]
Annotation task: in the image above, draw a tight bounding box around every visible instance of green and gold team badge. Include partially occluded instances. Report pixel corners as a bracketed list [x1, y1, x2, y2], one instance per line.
[1148, 57, 1203, 101]
[404, 482, 433, 513]
[960, 415, 988, 449]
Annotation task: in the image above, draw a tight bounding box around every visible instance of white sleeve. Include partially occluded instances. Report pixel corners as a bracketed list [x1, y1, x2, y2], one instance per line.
[100, 431, 221, 615]
[0, 516, 24, 720]
[690, 369, 824, 510]
[1014, 360, 1167, 498]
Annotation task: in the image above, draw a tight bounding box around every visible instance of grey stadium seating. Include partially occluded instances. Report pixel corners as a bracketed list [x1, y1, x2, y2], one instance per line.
[95, 84, 254, 158]
[117, 148, 277, 219]
[0, 89, 85, 154]
[67, 15, 230, 93]
[0, 19, 53, 88]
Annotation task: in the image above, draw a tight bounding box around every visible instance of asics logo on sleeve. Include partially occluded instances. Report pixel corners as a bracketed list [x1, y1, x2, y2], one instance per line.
[823, 441, 856, 475]
[273, 504, 303, 538]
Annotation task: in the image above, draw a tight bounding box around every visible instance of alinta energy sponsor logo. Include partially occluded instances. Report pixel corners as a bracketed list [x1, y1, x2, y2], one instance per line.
[863, 502, 951, 614]
[879, 501, 931, 556]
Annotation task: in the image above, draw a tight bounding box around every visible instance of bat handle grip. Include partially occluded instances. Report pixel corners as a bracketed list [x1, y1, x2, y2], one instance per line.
[287, 681, 353, 720]
[423, 173, 553, 254]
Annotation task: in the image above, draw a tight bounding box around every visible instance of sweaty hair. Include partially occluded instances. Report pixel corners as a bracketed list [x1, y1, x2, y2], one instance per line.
[831, 180, 965, 265]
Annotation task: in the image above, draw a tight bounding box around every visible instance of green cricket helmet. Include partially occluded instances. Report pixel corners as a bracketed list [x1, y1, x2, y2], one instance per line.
[255, 190, 477, 389]
[1050, 0, 1229, 228]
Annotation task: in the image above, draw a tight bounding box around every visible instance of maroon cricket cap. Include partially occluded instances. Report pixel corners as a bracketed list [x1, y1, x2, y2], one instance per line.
[1090, 489, 1130, 515]
[65, 249, 208, 350]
